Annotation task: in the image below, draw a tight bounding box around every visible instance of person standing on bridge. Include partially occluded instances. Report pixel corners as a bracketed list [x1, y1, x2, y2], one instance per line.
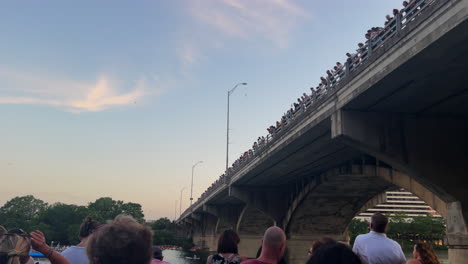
[241, 226, 286, 264]
[352, 213, 406, 264]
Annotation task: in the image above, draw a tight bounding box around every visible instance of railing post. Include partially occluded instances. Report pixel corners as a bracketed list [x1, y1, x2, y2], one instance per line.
[368, 41, 373, 56]
[344, 61, 350, 76]
[396, 13, 402, 32]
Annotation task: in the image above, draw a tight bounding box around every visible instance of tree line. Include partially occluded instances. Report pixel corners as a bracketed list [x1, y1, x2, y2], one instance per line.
[348, 213, 446, 250]
[0, 195, 193, 248]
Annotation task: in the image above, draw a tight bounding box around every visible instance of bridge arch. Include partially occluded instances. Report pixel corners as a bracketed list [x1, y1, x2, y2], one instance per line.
[236, 206, 275, 257]
[284, 162, 463, 264]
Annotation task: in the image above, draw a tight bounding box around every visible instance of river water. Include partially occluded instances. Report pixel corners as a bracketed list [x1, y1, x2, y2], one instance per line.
[163, 249, 210, 264]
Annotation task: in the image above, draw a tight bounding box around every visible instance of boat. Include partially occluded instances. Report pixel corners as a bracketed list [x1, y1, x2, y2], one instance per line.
[185, 254, 200, 260]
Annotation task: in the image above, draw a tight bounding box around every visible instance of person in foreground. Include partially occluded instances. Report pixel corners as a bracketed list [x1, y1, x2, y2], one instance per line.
[241, 226, 286, 264]
[152, 246, 171, 264]
[30, 230, 71, 264]
[306, 243, 361, 264]
[308, 237, 336, 257]
[0, 226, 70, 264]
[406, 243, 440, 264]
[61, 217, 101, 264]
[87, 214, 153, 264]
[207, 229, 246, 264]
[0, 226, 31, 264]
[352, 213, 406, 264]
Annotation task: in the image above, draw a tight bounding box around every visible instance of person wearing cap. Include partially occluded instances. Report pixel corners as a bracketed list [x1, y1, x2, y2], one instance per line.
[151, 247, 171, 264]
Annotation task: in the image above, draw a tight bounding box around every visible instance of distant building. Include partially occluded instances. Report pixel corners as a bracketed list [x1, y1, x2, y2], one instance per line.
[356, 188, 441, 221]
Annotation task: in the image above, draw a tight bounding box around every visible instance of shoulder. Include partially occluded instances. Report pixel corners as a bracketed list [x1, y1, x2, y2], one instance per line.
[388, 238, 404, 249]
[239, 256, 248, 262]
[61, 246, 82, 256]
[354, 233, 369, 243]
[406, 259, 421, 264]
[241, 259, 262, 264]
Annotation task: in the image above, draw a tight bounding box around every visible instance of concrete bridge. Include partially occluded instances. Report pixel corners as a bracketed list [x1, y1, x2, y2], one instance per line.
[177, 0, 468, 263]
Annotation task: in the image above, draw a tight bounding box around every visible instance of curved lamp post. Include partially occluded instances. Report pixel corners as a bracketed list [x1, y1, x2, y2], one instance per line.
[190, 161, 203, 207]
[226, 82, 247, 171]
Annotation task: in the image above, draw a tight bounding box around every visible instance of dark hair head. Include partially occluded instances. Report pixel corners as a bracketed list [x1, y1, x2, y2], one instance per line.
[0, 226, 31, 264]
[87, 215, 153, 264]
[217, 229, 240, 254]
[79, 217, 101, 239]
[415, 243, 441, 264]
[306, 243, 361, 264]
[153, 246, 163, 260]
[371, 213, 388, 233]
[310, 237, 336, 255]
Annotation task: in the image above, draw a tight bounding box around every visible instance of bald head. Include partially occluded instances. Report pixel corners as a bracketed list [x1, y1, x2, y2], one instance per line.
[263, 226, 286, 249]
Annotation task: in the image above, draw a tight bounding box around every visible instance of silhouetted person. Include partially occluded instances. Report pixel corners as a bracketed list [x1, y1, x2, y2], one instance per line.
[242, 226, 286, 264]
[207, 230, 246, 264]
[406, 243, 441, 264]
[62, 217, 101, 264]
[307, 243, 361, 264]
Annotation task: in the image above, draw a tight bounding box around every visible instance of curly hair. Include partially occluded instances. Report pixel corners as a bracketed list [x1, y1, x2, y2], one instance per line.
[87, 215, 153, 264]
[79, 216, 101, 239]
[415, 243, 440, 264]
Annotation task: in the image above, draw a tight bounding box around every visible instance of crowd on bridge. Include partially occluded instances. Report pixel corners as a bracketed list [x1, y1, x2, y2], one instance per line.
[0, 213, 443, 264]
[193, 0, 434, 208]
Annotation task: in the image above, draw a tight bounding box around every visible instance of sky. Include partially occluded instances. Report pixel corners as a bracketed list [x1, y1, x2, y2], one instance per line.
[0, 0, 405, 220]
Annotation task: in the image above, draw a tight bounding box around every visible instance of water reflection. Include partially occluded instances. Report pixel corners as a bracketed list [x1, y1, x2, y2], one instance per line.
[163, 249, 212, 264]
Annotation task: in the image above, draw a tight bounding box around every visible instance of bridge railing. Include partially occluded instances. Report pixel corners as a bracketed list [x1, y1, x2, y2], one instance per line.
[179, 0, 438, 220]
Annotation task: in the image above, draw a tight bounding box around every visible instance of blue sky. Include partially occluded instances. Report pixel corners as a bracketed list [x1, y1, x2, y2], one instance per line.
[0, 0, 405, 219]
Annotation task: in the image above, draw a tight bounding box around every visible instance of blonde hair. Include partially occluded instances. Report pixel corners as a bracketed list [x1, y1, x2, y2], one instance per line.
[0, 226, 31, 264]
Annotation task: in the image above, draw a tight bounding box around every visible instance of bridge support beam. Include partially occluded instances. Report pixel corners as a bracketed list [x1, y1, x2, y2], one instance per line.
[331, 110, 468, 262]
[228, 186, 289, 226]
[190, 212, 218, 250]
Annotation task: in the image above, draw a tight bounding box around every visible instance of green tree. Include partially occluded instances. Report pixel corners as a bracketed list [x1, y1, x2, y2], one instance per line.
[151, 217, 173, 230]
[0, 195, 48, 231]
[38, 203, 89, 245]
[121, 202, 145, 223]
[387, 213, 446, 250]
[348, 218, 369, 244]
[87, 197, 145, 223]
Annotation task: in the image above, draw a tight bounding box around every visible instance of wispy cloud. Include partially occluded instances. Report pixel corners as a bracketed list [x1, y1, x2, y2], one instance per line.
[188, 0, 309, 48]
[178, 43, 203, 67]
[0, 66, 157, 113]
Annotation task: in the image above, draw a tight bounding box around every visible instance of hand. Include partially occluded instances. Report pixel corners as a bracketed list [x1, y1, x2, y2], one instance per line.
[30, 230, 51, 254]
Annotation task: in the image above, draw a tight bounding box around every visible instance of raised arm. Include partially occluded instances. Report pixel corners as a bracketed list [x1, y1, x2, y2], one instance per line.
[30, 230, 71, 264]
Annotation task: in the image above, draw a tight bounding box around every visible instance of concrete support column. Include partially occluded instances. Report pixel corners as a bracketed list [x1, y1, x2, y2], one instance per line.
[238, 234, 263, 259]
[201, 204, 245, 251]
[445, 202, 468, 264]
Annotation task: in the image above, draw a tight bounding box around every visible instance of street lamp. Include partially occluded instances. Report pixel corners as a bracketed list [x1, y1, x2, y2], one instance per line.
[180, 187, 186, 217]
[190, 161, 203, 207]
[174, 200, 177, 221]
[226, 82, 247, 171]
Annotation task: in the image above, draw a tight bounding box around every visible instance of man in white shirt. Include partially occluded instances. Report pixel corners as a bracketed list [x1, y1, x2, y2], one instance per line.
[352, 213, 406, 264]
